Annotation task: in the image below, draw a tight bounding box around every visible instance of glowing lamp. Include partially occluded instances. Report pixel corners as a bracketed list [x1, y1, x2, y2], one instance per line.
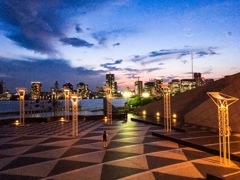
[172, 113, 177, 118]
[143, 110, 146, 116]
[142, 92, 150, 98]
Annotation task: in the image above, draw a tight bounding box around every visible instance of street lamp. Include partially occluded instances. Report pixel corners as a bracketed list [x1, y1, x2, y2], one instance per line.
[104, 86, 112, 125]
[16, 88, 27, 126]
[161, 84, 172, 132]
[70, 93, 80, 137]
[62, 88, 71, 122]
[208, 92, 238, 165]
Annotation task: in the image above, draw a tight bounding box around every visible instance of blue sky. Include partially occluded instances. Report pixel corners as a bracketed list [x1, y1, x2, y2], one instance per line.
[0, 0, 239, 92]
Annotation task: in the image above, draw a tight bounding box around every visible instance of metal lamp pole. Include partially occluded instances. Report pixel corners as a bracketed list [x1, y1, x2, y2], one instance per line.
[16, 88, 27, 126]
[208, 92, 238, 165]
[70, 93, 79, 137]
[63, 88, 70, 121]
[161, 84, 172, 132]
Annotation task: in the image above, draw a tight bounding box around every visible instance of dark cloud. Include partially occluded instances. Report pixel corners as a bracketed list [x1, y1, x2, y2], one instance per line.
[130, 47, 219, 66]
[92, 32, 108, 45]
[131, 55, 147, 62]
[76, 67, 106, 75]
[60, 37, 94, 47]
[0, 57, 105, 92]
[113, 42, 120, 47]
[75, 24, 83, 33]
[149, 49, 178, 57]
[0, 0, 111, 54]
[100, 59, 123, 70]
[227, 31, 232, 36]
[202, 69, 213, 75]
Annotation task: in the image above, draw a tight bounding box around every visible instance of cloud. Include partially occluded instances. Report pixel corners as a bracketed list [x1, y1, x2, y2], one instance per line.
[75, 24, 83, 33]
[60, 37, 94, 47]
[0, 0, 112, 54]
[0, 57, 106, 92]
[129, 47, 219, 66]
[100, 59, 123, 70]
[92, 28, 134, 45]
[113, 42, 120, 47]
[76, 67, 106, 75]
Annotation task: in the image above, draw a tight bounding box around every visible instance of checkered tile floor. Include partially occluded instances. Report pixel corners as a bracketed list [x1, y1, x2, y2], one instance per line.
[0, 119, 240, 179]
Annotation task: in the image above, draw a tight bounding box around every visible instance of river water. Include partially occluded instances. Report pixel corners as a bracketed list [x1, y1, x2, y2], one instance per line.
[0, 98, 131, 113]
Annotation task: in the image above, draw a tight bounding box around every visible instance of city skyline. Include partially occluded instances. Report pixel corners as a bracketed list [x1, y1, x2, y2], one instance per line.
[0, 0, 240, 92]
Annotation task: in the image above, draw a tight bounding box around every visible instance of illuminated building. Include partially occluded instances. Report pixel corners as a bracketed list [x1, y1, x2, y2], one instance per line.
[63, 83, 73, 91]
[154, 78, 163, 88]
[144, 81, 154, 96]
[154, 78, 163, 96]
[31, 82, 42, 99]
[106, 73, 117, 96]
[76, 82, 91, 98]
[194, 73, 204, 86]
[169, 79, 180, 95]
[180, 79, 196, 92]
[135, 80, 143, 97]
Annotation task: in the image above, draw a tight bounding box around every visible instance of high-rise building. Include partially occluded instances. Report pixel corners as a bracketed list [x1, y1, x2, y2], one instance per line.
[135, 80, 143, 96]
[105, 73, 117, 95]
[76, 82, 91, 98]
[63, 83, 73, 91]
[180, 79, 196, 92]
[0, 80, 6, 94]
[144, 81, 154, 96]
[55, 81, 59, 91]
[194, 73, 204, 86]
[31, 82, 42, 99]
[154, 78, 163, 96]
[169, 79, 180, 94]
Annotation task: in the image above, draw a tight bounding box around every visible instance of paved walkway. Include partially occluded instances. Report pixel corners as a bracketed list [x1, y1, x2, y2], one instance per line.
[0, 115, 240, 179]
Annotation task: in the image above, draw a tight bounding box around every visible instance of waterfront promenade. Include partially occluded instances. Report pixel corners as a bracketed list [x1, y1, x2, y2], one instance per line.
[0, 114, 240, 179]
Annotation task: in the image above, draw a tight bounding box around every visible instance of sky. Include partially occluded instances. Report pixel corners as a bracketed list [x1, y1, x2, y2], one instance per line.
[0, 0, 240, 93]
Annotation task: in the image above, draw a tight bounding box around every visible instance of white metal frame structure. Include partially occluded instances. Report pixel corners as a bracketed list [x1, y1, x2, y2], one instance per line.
[104, 86, 112, 125]
[208, 92, 238, 165]
[63, 88, 70, 121]
[16, 88, 27, 126]
[71, 94, 79, 137]
[161, 84, 171, 132]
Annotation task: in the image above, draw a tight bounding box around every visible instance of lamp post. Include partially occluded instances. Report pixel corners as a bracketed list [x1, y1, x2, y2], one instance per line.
[16, 88, 27, 126]
[208, 92, 238, 165]
[161, 84, 172, 132]
[70, 93, 80, 137]
[104, 86, 112, 125]
[63, 88, 70, 121]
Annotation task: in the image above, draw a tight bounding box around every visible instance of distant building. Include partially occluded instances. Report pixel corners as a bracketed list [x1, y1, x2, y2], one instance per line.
[169, 79, 180, 95]
[144, 81, 154, 96]
[0, 80, 6, 94]
[31, 82, 42, 99]
[180, 79, 196, 92]
[135, 80, 143, 96]
[194, 73, 204, 87]
[54, 81, 59, 91]
[96, 86, 105, 98]
[154, 78, 163, 96]
[105, 73, 117, 96]
[63, 83, 73, 91]
[76, 82, 91, 98]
